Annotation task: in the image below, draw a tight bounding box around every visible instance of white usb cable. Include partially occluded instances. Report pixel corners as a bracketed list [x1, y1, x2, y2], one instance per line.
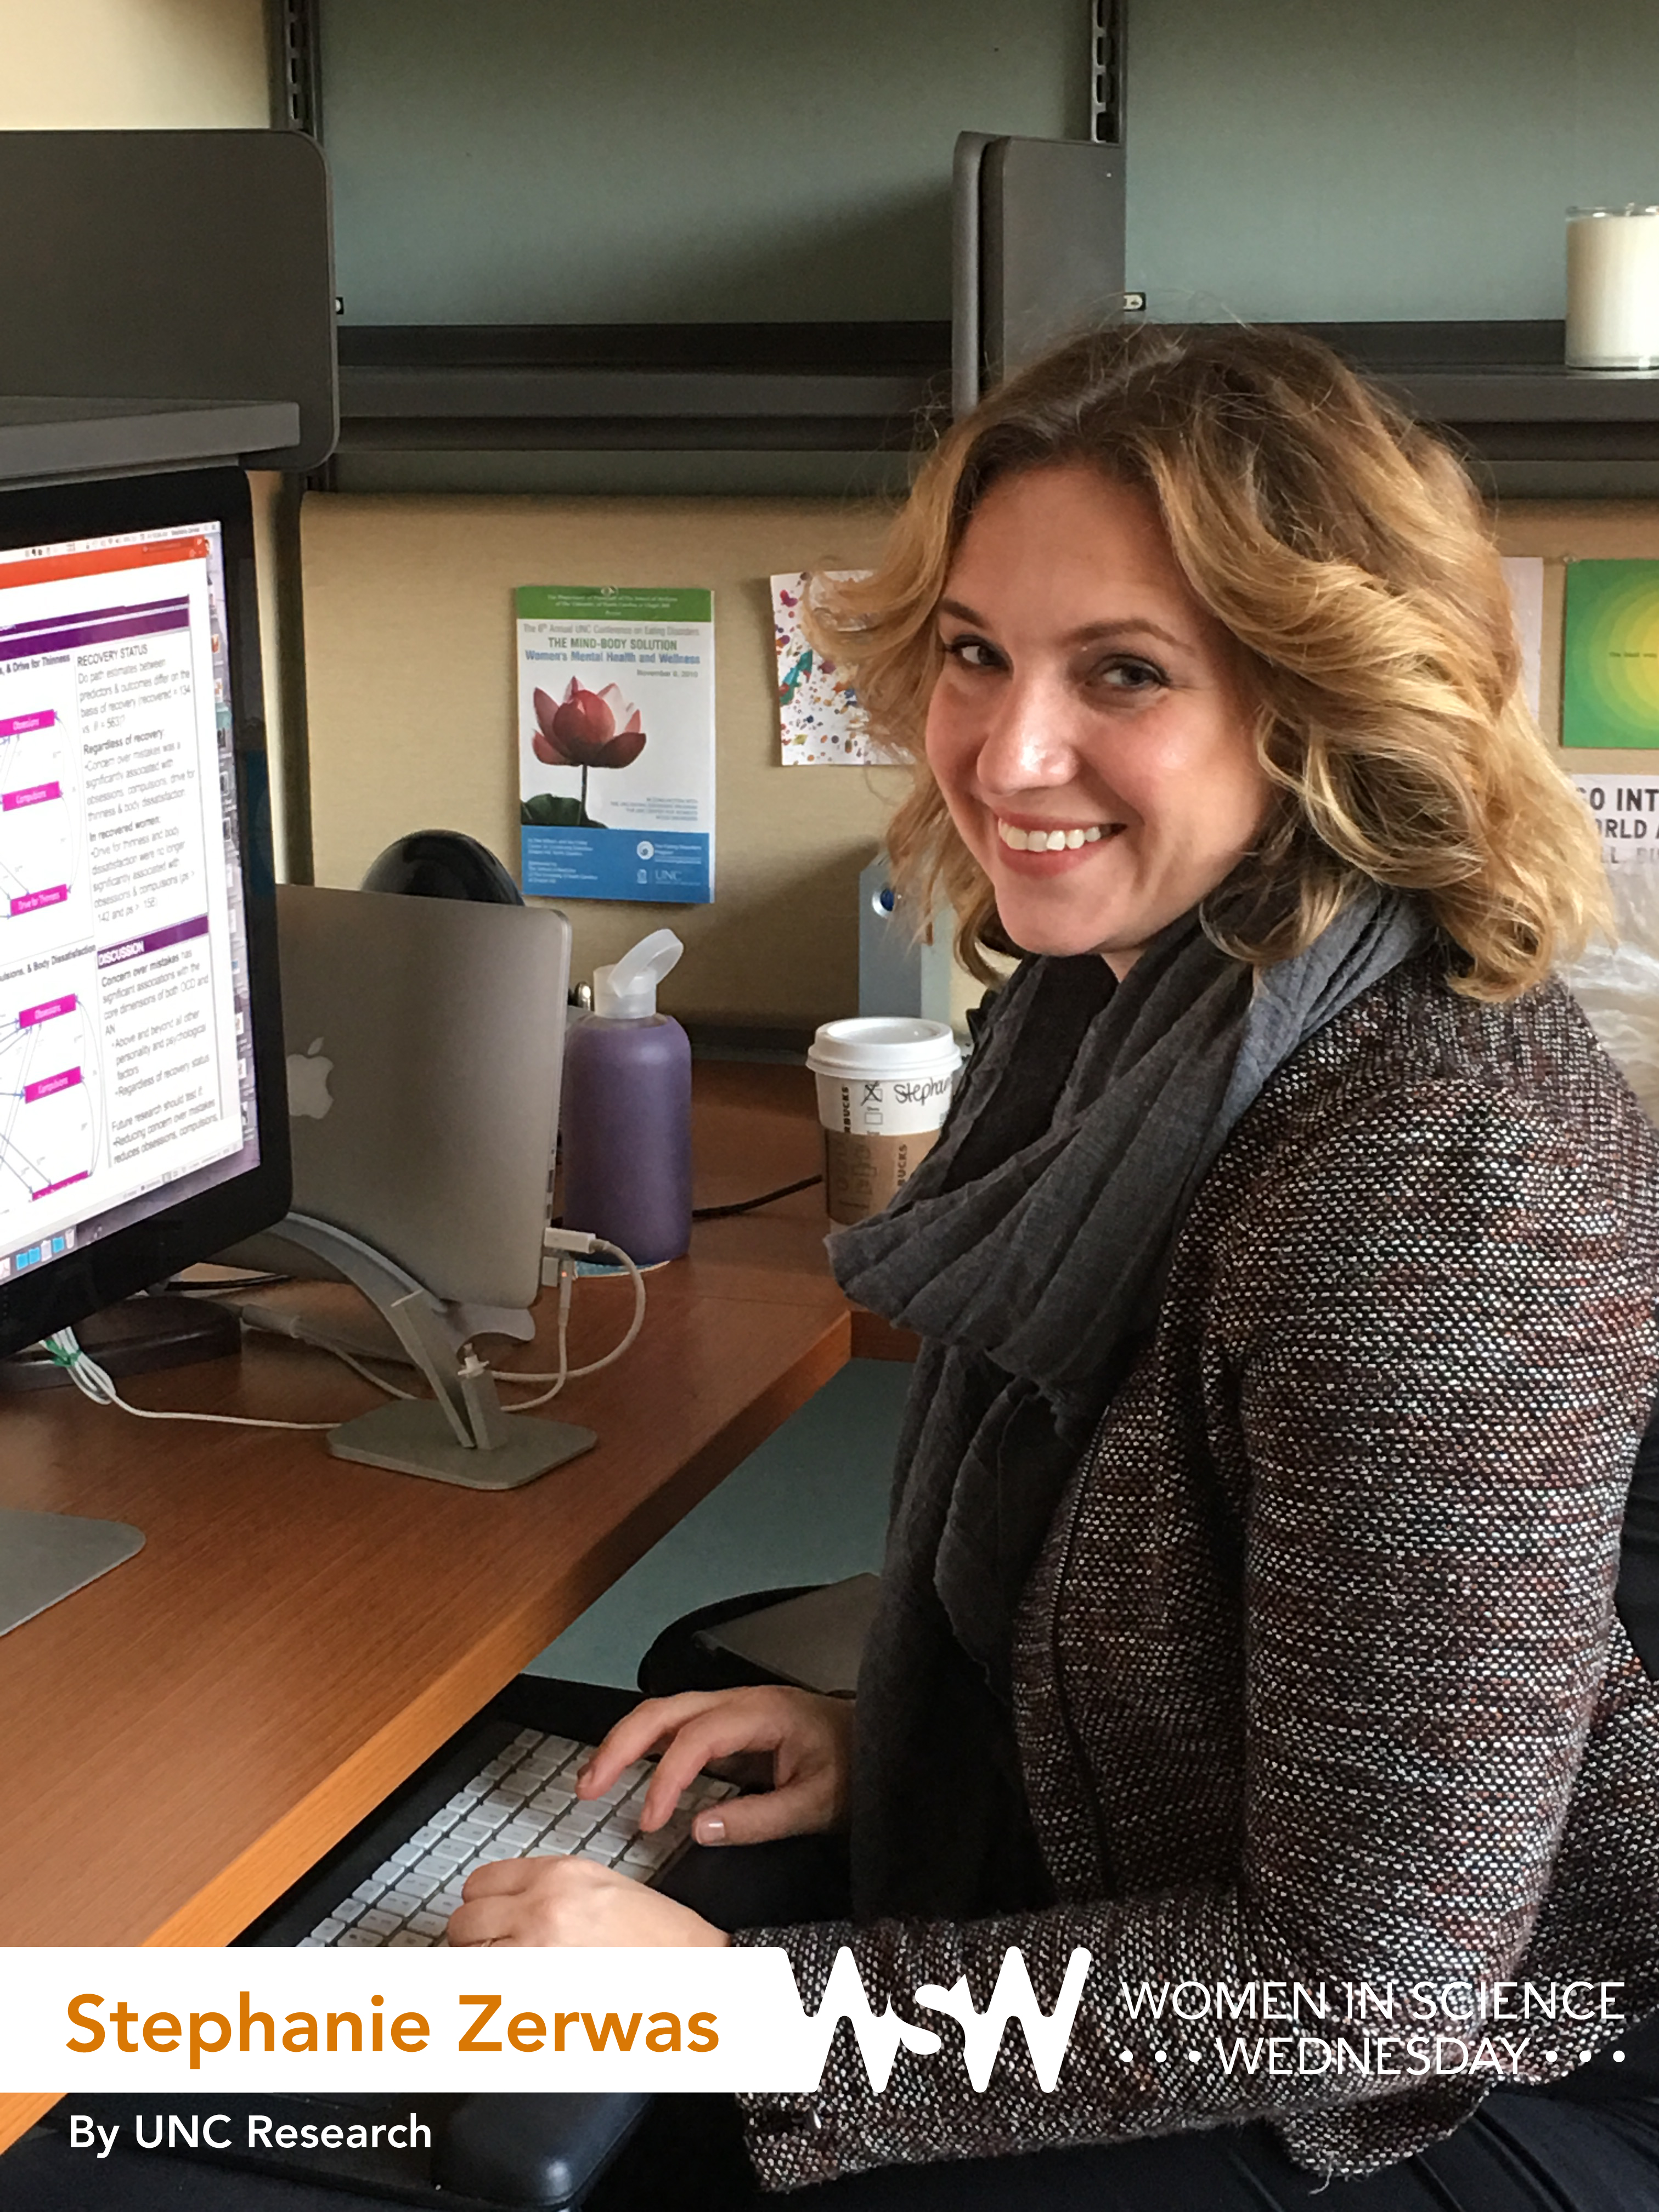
[291, 1229, 648, 1412]
[40, 1229, 647, 1430]
[489, 1228, 648, 1410]
[42, 1329, 337, 1430]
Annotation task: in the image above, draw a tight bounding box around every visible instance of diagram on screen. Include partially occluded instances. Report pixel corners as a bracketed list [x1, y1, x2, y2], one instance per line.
[0, 990, 98, 1210]
[0, 711, 78, 922]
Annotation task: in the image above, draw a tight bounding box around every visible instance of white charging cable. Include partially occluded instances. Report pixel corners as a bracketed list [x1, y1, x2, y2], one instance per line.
[488, 1228, 648, 1410]
[41, 1330, 337, 1430]
[40, 1230, 647, 1430]
[255, 1227, 648, 1413]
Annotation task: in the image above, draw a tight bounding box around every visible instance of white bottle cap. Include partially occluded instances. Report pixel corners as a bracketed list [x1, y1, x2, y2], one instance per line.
[592, 928, 684, 1019]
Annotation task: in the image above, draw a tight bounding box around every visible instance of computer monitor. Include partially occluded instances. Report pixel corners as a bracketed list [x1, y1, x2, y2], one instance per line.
[0, 464, 290, 1364]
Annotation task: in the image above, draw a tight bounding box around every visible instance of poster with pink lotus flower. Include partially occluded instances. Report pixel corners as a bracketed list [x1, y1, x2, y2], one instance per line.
[517, 585, 715, 903]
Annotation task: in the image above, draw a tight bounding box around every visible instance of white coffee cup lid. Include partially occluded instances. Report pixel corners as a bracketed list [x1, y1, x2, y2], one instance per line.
[805, 1015, 961, 1080]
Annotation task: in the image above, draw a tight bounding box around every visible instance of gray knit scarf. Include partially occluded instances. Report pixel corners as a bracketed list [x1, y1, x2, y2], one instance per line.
[830, 883, 1429, 1921]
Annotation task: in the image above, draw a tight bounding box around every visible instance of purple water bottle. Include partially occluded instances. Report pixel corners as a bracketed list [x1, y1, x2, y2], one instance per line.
[560, 929, 693, 1266]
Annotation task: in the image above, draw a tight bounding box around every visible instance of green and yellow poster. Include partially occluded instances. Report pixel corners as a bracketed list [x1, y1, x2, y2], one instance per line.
[1564, 560, 1659, 748]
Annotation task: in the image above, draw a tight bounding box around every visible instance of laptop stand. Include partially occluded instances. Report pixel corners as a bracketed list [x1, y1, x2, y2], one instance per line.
[261, 1214, 596, 1489]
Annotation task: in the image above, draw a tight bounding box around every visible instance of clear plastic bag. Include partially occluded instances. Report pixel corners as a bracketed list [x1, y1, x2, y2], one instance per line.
[1561, 868, 1659, 1127]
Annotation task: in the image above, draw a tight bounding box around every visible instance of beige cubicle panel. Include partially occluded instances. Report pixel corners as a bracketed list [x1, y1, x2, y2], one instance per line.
[301, 494, 909, 1030]
[300, 492, 1659, 1033]
[0, 0, 269, 131]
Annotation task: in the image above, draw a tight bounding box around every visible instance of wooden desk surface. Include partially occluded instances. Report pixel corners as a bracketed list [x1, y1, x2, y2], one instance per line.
[0, 1062, 850, 2151]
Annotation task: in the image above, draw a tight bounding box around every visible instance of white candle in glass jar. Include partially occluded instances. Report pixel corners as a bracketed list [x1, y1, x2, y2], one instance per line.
[1567, 206, 1659, 369]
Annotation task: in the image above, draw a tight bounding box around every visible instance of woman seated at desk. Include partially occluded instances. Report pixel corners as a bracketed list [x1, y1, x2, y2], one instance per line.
[450, 324, 1659, 2210]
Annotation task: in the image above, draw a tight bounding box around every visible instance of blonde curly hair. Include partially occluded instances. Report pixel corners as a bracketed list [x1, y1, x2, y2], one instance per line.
[821, 323, 1604, 999]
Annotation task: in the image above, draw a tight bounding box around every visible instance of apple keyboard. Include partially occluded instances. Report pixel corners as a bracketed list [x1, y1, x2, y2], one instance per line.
[298, 1725, 737, 1948]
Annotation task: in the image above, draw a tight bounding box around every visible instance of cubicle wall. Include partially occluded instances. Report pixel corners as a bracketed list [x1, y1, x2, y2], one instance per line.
[302, 495, 907, 1028]
[301, 492, 1659, 1030]
[0, 0, 268, 132]
[320, 0, 1085, 328]
[1, 2, 302, 874]
[318, 0, 1659, 331]
[1125, 0, 1659, 324]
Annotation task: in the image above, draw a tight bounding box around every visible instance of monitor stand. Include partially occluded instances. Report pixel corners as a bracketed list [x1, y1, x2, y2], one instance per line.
[256, 1214, 597, 1491]
[1, 1299, 224, 1634]
[0, 1505, 143, 1638]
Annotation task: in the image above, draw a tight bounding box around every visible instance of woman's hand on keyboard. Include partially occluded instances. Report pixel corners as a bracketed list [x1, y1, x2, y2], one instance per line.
[579, 1687, 854, 1847]
[447, 1856, 729, 1949]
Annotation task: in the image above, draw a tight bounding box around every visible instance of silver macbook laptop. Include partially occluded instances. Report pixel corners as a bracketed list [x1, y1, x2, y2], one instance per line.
[239, 885, 569, 1325]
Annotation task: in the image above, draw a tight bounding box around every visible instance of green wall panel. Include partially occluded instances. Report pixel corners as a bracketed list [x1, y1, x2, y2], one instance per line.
[322, 0, 1086, 324]
[1127, 0, 1659, 321]
[321, 0, 1659, 330]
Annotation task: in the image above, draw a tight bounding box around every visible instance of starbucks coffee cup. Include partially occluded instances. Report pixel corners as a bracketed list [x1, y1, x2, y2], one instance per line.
[805, 1016, 961, 1224]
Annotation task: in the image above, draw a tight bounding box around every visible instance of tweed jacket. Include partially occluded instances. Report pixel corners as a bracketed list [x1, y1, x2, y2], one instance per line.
[738, 950, 1659, 2190]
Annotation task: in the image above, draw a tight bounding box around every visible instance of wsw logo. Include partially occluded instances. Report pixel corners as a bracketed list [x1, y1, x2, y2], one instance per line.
[801, 1948, 1092, 2091]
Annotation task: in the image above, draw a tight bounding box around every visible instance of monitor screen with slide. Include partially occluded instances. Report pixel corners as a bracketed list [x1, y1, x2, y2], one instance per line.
[0, 465, 289, 1363]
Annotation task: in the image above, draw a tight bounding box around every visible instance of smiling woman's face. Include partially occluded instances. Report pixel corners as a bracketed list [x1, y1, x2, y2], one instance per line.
[925, 463, 1273, 977]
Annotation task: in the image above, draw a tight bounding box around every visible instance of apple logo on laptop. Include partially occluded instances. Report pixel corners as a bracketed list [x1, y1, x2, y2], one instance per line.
[287, 1036, 334, 1120]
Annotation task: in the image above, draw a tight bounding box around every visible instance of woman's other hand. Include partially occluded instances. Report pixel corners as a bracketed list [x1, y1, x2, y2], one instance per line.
[448, 1855, 727, 1948]
[577, 1687, 854, 1847]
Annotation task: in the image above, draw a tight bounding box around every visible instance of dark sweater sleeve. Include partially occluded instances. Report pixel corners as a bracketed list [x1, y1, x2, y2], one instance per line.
[734, 1078, 1659, 2190]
